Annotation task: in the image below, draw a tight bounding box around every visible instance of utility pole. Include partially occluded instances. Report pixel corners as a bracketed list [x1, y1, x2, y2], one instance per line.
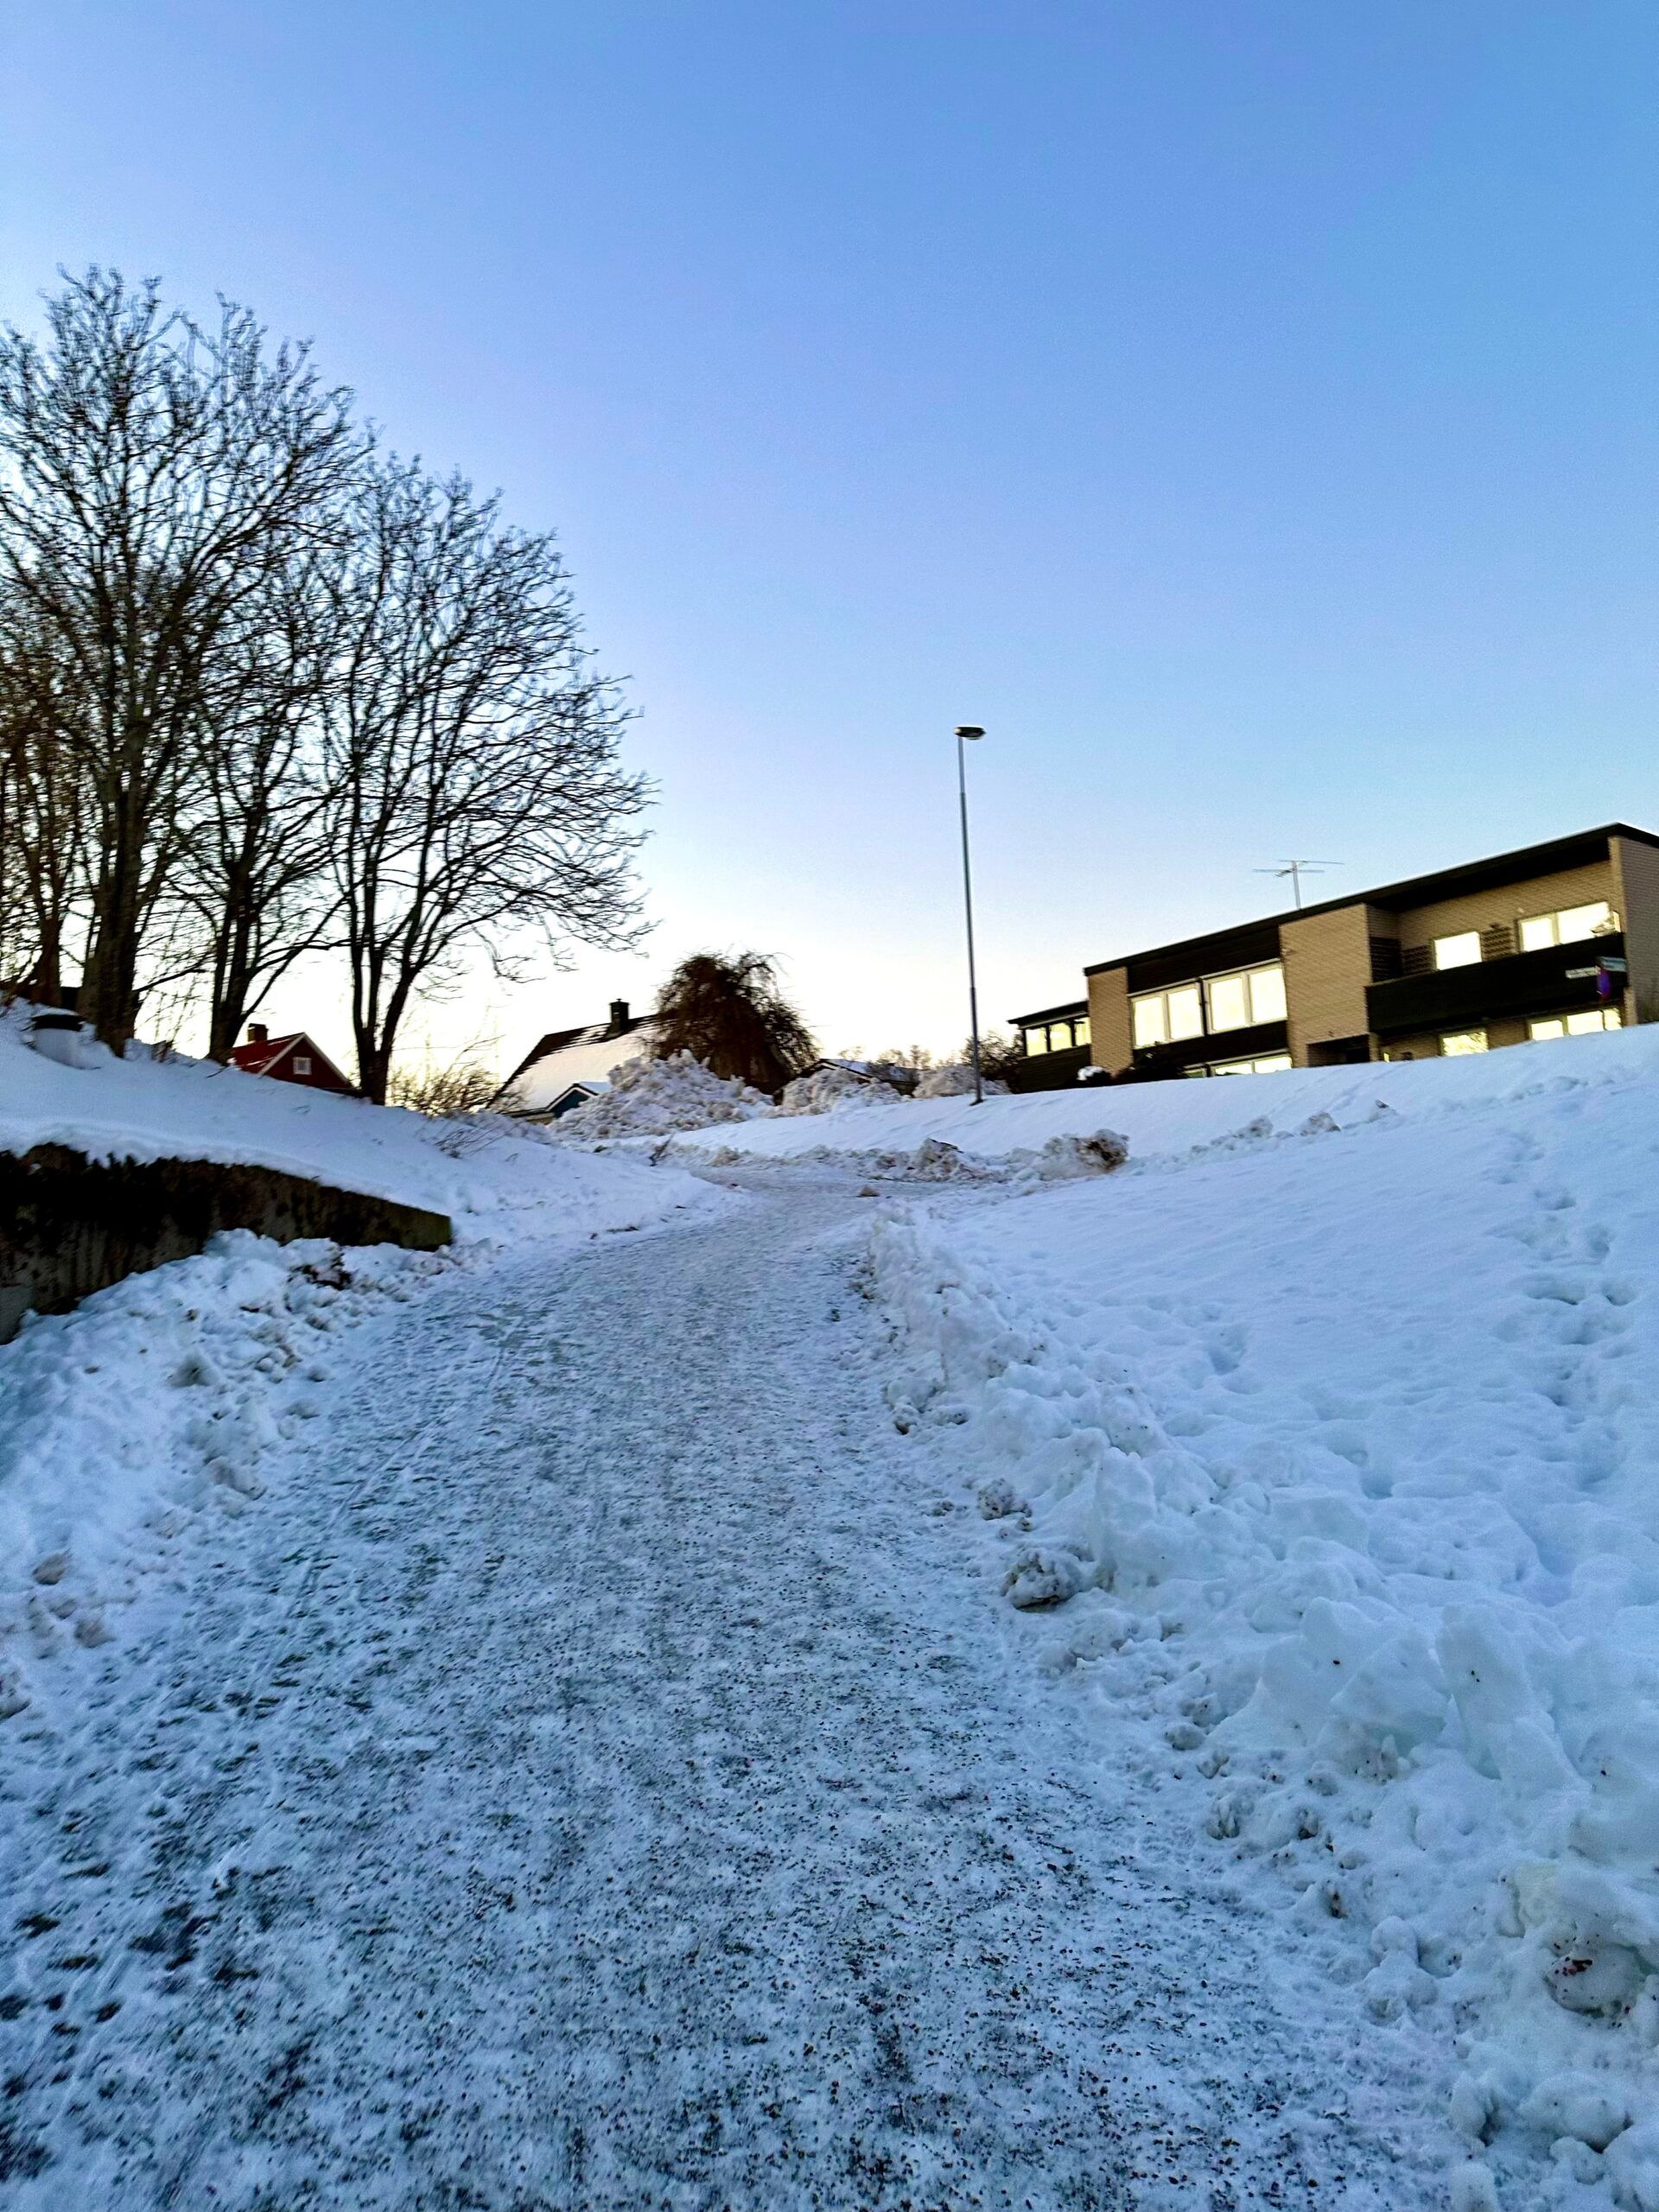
[1256, 860, 1341, 910]
[956, 726, 985, 1103]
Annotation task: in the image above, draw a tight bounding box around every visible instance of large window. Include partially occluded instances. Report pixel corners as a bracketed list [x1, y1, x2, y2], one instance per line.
[1023, 1015, 1090, 1056]
[1131, 983, 1204, 1049]
[1433, 931, 1483, 970]
[1022, 1015, 1090, 1056]
[1205, 962, 1287, 1033]
[1133, 960, 1285, 1050]
[1440, 1028, 1488, 1055]
[1529, 1008, 1623, 1040]
[1518, 900, 1616, 953]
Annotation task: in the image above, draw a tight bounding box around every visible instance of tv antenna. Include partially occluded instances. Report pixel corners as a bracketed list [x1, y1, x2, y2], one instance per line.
[1256, 860, 1341, 910]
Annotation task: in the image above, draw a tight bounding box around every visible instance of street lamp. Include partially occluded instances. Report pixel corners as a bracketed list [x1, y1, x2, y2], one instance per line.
[955, 726, 985, 1104]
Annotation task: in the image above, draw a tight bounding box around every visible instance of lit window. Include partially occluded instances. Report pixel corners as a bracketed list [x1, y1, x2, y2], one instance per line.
[1434, 932, 1482, 970]
[1440, 1029, 1488, 1055]
[1519, 900, 1615, 950]
[1529, 1007, 1622, 1042]
[1205, 963, 1286, 1033]
[293, 1055, 312, 1075]
[1074, 1016, 1090, 1048]
[1167, 985, 1203, 1039]
[1528, 1018, 1566, 1041]
[1250, 965, 1287, 1023]
[1559, 902, 1612, 944]
[1207, 973, 1249, 1031]
[1208, 1053, 1293, 1076]
[1131, 984, 1204, 1049]
[1023, 1027, 1047, 1056]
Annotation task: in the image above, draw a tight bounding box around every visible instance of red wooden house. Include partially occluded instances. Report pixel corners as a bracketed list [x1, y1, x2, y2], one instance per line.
[230, 1023, 355, 1094]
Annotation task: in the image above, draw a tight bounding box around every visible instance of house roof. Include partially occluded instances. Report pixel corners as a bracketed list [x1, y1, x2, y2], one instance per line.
[495, 1014, 658, 1115]
[1083, 823, 1659, 979]
[228, 1030, 352, 1086]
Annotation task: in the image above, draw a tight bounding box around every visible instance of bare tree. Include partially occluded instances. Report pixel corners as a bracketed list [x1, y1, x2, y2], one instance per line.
[653, 951, 816, 1093]
[0, 591, 90, 999]
[0, 270, 359, 1047]
[325, 459, 648, 1104]
[387, 1048, 502, 1119]
[182, 547, 344, 1058]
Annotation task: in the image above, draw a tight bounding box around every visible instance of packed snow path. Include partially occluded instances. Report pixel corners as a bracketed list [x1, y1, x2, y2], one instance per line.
[2, 1189, 1448, 2209]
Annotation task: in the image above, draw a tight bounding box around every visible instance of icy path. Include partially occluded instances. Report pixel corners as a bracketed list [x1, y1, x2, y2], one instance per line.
[2, 1190, 1448, 2209]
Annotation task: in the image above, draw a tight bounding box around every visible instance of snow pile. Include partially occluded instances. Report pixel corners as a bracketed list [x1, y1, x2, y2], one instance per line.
[556, 1049, 772, 1139]
[699, 1127, 1129, 1186]
[871, 1029, 1659, 2196]
[778, 1063, 906, 1115]
[914, 1062, 1009, 1100]
[0, 1233, 438, 1721]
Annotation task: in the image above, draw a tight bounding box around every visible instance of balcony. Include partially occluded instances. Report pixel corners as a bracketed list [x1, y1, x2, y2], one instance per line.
[1366, 934, 1624, 1038]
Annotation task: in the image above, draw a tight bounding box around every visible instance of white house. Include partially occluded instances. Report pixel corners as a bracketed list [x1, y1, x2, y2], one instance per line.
[494, 1001, 659, 1121]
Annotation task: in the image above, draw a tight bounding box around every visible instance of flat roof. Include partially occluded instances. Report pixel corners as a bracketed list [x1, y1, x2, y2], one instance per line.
[1008, 997, 1088, 1026]
[1083, 822, 1658, 978]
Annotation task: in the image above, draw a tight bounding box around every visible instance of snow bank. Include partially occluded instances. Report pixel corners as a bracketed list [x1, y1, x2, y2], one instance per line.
[676, 1020, 1659, 1170]
[871, 1024, 1659, 2191]
[0, 1002, 720, 1248]
[556, 1049, 772, 1139]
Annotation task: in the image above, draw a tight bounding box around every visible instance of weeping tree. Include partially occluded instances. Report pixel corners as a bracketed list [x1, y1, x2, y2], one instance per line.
[652, 951, 816, 1094]
[324, 458, 650, 1104]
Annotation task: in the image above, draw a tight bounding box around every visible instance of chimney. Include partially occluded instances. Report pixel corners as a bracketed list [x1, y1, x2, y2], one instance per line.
[607, 999, 629, 1036]
[248, 1022, 269, 1045]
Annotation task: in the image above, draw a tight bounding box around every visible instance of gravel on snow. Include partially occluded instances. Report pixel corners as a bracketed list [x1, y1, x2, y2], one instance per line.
[1, 1188, 1451, 2209]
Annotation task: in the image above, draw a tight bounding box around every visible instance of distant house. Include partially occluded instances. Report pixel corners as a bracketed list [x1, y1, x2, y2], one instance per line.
[230, 1022, 355, 1094]
[494, 1001, 658, 1121]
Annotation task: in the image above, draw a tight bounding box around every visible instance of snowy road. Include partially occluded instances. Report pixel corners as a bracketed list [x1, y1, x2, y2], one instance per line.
[2, 1186, 1448, 2209]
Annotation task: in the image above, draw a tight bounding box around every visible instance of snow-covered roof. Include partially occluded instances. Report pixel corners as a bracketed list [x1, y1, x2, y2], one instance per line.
[496, 1018, 658, 1116]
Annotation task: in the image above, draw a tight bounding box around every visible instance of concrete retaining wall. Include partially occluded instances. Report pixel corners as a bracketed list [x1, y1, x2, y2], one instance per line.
[0, 1145, 452, 1342]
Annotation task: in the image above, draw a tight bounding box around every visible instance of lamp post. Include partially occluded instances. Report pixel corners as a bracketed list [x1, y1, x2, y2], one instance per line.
[955, 726, 985, 1104]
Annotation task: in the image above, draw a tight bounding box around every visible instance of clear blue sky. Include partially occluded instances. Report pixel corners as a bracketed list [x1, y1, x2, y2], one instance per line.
[3, 3, 1656, 1065]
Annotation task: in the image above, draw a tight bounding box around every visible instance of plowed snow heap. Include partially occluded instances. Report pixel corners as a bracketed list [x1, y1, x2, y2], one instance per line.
[558, 1051, 773, 1140]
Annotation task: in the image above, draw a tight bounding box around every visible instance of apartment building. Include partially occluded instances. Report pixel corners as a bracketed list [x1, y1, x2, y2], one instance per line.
[1014, 823, 1659, 1083]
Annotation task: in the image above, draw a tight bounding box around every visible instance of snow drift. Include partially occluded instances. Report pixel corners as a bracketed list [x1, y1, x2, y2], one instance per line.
[870, 1024, 1659, 2197]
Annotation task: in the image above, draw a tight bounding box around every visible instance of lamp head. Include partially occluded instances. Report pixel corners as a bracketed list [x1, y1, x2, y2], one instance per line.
[955, 725, 985, 741]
